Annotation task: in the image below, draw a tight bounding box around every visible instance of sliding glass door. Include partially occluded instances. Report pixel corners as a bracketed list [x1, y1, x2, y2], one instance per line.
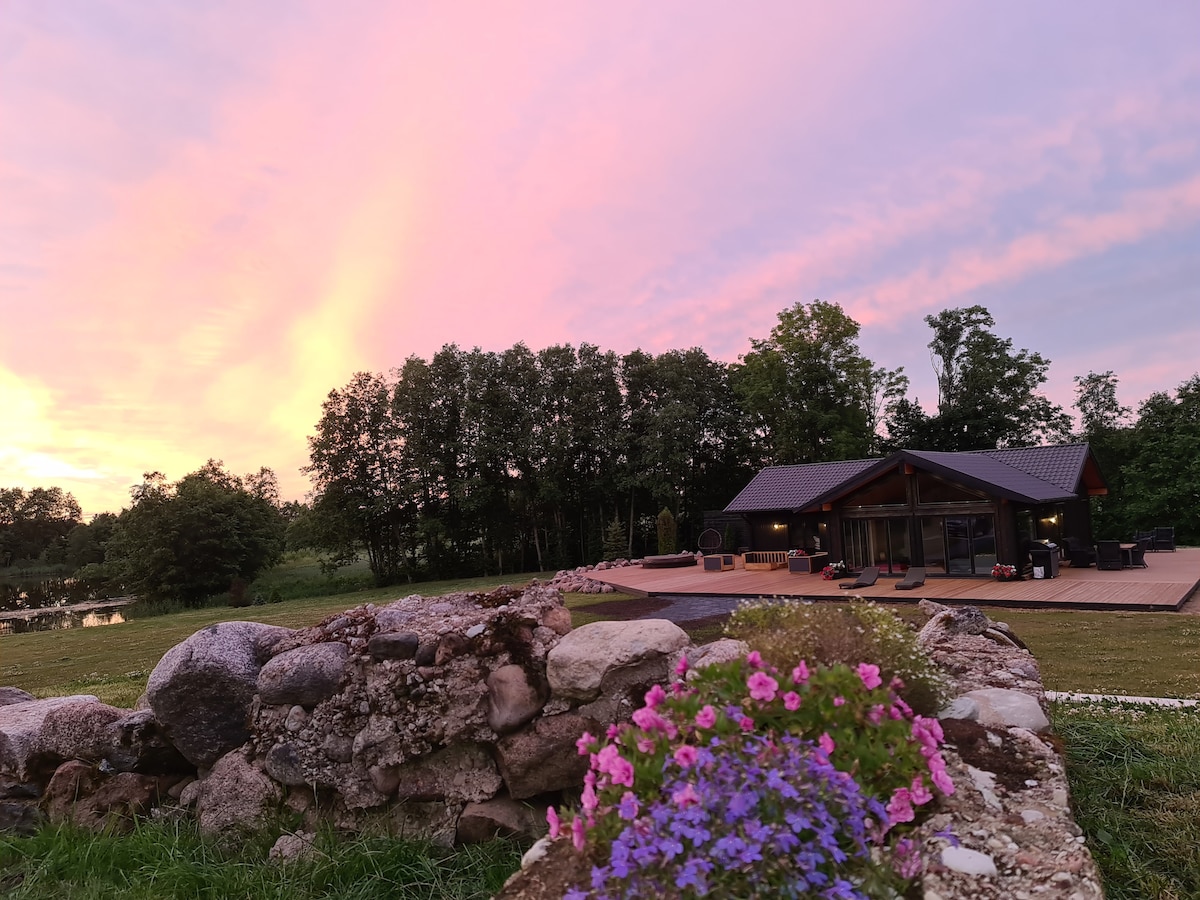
[923, 515, 995, 575]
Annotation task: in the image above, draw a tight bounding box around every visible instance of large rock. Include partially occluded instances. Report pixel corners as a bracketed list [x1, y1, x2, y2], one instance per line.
[546, 620, 689, 701]
[195, 751, 282, 833]
[487, 665, 548, 735]
[42, 760, 163, 831]
[106, 709, 192, 774]
[38, 699, 125, 764]
[0, 687, 35, 707]
[0, 695, 100, 781]
[495, 714, 597, 800]
[961, 688, 1051, 732]
[257, 642, 349, 708]
[146, 621, 293, 767]
[457, 796, 544, 844]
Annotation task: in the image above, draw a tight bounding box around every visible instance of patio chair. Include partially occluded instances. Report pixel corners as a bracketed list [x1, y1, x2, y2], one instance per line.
[1095, 540, 1124, 571]
[1060, 536, 1095, 568]
[839, 566, 880, 590]
[894, 566, 926, 591]
[697, 528, 723, 555]
[1154, 527, 1176, 552]
[1129, 537, 1151, 568]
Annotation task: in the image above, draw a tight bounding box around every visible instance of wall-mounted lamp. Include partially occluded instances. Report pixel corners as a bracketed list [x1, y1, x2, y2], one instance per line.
[771, 523, 786, 530]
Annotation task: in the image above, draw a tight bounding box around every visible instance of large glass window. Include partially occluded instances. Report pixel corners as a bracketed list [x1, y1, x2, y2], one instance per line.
[924, 515, 995, 575]
[841, 518, 913, 574]
[916, 474, 988, 505]
[841, 470, 908, 508]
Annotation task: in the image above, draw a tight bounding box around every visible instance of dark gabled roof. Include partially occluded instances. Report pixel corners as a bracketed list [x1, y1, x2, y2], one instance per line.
[724, 458, 878, 513]
[725, 444, 1103, 513]
[899, 449, 1076, 504]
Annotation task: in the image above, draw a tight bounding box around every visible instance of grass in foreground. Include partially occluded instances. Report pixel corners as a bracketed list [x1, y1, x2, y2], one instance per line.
[0, 820, 522, 900]
[1053, 701, 1200, 900]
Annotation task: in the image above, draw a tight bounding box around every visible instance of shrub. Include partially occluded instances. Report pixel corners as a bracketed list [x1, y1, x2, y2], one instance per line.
[552, 653, 954, 898]
[656, 508, 677, 555]
[725, 599, 949, 716]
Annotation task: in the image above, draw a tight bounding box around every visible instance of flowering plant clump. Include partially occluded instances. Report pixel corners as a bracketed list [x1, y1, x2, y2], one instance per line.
[821, 560, 849, 580]
[991, 563, 1017, 580]
[551, 652, 955, 898]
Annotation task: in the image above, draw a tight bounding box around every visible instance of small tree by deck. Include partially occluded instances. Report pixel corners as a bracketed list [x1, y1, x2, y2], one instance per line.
[602, 515, 627, 561]
[656, 508, 677, 555]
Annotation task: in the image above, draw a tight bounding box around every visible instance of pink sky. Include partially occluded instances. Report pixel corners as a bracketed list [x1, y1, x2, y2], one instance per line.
[3, 1, 1199, 516]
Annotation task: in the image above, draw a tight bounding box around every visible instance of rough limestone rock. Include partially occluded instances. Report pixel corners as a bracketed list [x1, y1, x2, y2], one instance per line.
[457, 796, 545, 844]
[146, 621, 293, 767]
[394, 743, 502, 803]
[269, 830, 319, 863]
[257, 642, 349, 708]
[546, 620, 689, 701]
[0, 687, 35, 707]
[38, 698, 125, 765]
[195, 751, 282, 834]
[685, 638, 750, 671]
[487, 665, 548, 734]
[961, 688, 1050, 732]
[0, 695, 100, 781]
[495, 714, 597, 800]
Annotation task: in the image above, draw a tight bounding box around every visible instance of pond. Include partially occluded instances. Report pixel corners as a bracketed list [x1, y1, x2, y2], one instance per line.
[0, 572, 129, 634]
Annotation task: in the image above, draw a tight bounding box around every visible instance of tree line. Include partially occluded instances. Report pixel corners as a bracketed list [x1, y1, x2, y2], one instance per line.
[5, 300, 1196, 602]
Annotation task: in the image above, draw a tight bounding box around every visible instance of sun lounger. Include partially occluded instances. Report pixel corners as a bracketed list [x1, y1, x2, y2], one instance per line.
[894, 567, 926, 590]
[839, 566, 880, 590]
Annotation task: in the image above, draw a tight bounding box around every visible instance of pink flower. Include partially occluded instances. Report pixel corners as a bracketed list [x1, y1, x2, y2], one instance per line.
[927, 754, 955, 795]
[783, 691, 802, 711]
[856, 663, 883, 691]
[605, 724, 621, 740]
[609, 756, 634, 788]
[746, 650, 763, 668]
[674, 745, 699, 767]
[867, 704, 885, 725]
[694, 705, 717, 729]
[675, 654, 689, 676]
[637, 737, 655, 753]
[572, 815, 586, 851]
[632, 707, 677, 738]
[910, 776, 934, 806]
[886, 787, 915, 824]
[833, 696, 845, 707]
[818, 732, 835, 755]
[792, 661, 810, 685]
[643, 684, 666, 709]
[739, 715, 755, 731]
[747, 671, 779, 702]
[546, 805, 560, 839]
[575, 732, 594, 756]
[581, 780, 597, 812]
[672, 782, 701, 807]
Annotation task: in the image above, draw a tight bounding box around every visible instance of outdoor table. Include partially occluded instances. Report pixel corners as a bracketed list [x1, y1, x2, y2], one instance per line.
[1120, 543, 1136, 567]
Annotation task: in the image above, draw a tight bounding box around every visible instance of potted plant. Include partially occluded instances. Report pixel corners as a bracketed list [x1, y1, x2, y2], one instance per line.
[821, 560, 849, 581]
[991, 563, 1018, 581]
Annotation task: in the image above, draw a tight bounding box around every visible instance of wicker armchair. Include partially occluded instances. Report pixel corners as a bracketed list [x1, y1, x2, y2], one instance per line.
[1060, 536, 1096, 568]
[1095, 540, 1124, 571]
[1129, 537, 1151, 568]
[1154, 527, 1176, 552]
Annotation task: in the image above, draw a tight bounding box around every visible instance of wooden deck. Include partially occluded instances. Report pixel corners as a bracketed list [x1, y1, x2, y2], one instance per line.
[590, 548, 1200, 612]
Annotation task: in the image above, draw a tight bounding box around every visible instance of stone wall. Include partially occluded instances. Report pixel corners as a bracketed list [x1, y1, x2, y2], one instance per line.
[1, 589, 1105, 898]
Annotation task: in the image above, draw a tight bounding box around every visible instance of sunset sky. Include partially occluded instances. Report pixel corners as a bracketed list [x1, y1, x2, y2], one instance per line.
[3, 1, 1198, 518]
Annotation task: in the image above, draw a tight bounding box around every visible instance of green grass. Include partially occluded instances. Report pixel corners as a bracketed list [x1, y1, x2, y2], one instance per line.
[1053, 701, 1200, 900]
[0, 820, 523, 899]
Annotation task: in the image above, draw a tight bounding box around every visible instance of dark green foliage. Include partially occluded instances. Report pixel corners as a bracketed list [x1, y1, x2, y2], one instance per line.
[0, 486, 82, 567]
[909, 305, 1071, 450]
[602, 515, 627, 561]
[656, 507, 677, 554]
[105, 461, 286, 607]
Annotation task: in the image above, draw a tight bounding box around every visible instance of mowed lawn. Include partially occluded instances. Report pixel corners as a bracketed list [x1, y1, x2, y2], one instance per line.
[4, 577, 1200, 706]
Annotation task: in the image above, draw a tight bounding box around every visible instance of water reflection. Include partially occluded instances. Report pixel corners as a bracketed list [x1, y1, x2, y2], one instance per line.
[0, 604, 130, 636]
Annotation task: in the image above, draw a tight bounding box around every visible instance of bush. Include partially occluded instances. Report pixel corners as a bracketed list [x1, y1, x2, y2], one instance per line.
[725, 599, 949, 716]
[552, 653, 954, 897]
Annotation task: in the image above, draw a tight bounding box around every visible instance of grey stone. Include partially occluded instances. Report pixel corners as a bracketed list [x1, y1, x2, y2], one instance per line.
[457, 796, 544, 844]
[0, 687, 35, 707]
[0, 799, 44, 835]
[486, 665, 548, 735]
[263, 742, 308, 786]
[496, 714, 596, 800]
[395, 743, 502, 803]
[195, 751, 282, 833]
[938, 697, 981, 721]
[39, 699, 125, 764]
[941, 845, 998, 876]
[0, 695, 100, 781]
[269, 830, 318, 863]
[962, 688, 1051, 732]
[546, 619, 689, 701]
[106, 708, 191, 774]
[367, 632, 419, 661]
[257, 642, 349, 708]
[415, 642, 438, 666]
[146, 621, 293, 767]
